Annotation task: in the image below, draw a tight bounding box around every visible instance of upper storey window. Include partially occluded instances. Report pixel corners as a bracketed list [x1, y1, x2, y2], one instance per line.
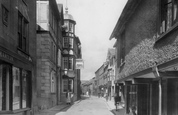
[64, 21, 74, 33]
[69, 23, 74, 33]
[18, 12, 29, 53]
[160, 0, 178, 34]
[2, 5, 8, 26]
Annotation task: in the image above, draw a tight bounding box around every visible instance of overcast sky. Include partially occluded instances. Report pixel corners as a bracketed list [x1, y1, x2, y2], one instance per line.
[56, 0, 127, 80]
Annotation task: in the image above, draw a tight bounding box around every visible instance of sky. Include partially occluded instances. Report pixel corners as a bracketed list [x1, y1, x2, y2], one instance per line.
[56, 0, 127, 80]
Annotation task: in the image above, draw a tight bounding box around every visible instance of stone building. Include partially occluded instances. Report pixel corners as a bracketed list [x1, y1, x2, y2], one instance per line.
[36, 0, 63, 110]
[0, 0, 36, 115]
[106, 48, 116, 101]
[95, 64, 105, 97]
[110, 0, 178, 115]
[60, 8, 82, 102]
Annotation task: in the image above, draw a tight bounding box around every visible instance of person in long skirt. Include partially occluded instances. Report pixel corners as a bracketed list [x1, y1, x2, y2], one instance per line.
[66, 90, 71, 104]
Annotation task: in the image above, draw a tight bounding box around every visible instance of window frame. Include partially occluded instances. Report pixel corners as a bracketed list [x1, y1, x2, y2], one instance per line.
[69, 57, 73, 70]
[50, 71, 56, 93]
[63, 37, 69, 48]
[0, 64, 32, 112]
[159, 0, 178, 34]
[2, 5, 9, 27]
[18, 12, 29, 53]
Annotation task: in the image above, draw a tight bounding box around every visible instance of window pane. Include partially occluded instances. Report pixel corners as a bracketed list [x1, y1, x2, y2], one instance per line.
[68, 79, 73, 92]
[22, 70, 27, 108]
[69, 38, 73, 48]
[0, 65, 10, 111]
[63, 79, 68, 92]
[63, 37, 68, 48]
[12, 67, 20, 110]
[64, 57, 68, 69]
[51, 71, 56, 93]
[69, 58, 73, 70]
[174, 0, 178, 21]
[167, 3, 173, 30]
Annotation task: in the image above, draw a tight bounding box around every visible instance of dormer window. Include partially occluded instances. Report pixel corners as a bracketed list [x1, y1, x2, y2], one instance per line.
[160, 0, 178, 34]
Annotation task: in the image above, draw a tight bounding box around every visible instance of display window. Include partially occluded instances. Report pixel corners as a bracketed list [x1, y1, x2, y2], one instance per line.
[0, 64, 31, 112]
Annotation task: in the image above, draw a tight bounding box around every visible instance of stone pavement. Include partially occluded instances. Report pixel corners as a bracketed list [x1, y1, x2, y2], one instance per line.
[34, 96, 126, 115]
[34, 102, 72, 115]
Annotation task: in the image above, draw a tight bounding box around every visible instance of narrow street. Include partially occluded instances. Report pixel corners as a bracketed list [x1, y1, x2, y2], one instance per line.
[56, 96, 114, 115]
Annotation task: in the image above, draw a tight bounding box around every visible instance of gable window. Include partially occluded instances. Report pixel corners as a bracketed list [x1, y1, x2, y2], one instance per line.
[18, 12, 29, 52]
[2, 5, 8, 26]
[160, 0, 178, 33]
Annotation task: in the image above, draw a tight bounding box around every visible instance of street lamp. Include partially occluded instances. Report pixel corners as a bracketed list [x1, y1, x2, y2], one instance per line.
[64, 68, 68, 75]
[63, 68, 68, 79]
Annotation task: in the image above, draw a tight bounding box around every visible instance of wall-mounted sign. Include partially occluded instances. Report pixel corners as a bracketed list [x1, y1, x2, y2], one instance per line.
[76, 59, 84, 69]
[0, 51, 14, 61]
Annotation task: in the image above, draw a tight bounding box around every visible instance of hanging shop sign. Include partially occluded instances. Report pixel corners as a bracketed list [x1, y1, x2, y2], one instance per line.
[76, 59, 84, 69]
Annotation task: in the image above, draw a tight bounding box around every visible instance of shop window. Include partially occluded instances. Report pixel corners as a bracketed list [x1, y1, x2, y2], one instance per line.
[62, 79, 73, 93]
[62, 79, 68, 93]
[0, 65, 31, 112]
[68, 79, 73, 92]
[18, 12, 29, 52]
[160, 0, 178, 34]
[2, 5, 8, 26]
[12, 67, 20, 110]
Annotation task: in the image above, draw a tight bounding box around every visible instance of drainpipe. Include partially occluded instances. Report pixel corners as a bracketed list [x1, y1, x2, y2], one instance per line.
[152, 66, 161, 115]
[158, 79, 162, 115]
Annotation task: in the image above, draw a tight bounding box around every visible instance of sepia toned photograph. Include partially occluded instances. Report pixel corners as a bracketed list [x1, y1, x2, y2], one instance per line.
[0, 0, 178, 115]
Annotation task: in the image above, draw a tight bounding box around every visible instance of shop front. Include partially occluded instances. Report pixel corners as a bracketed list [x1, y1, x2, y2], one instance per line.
[0, 49, 34, 115]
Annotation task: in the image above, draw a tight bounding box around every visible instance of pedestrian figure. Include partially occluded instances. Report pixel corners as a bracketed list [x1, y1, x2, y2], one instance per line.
[105, 93, 108, 101]
[88, 89, 91, 97]
[114, 93, 120, 111]
[66, 90, 71, 105]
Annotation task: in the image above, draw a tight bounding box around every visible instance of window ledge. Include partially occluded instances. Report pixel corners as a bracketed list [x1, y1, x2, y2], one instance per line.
[0, 108, 31, 114]
[156, 22, 178, 42]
